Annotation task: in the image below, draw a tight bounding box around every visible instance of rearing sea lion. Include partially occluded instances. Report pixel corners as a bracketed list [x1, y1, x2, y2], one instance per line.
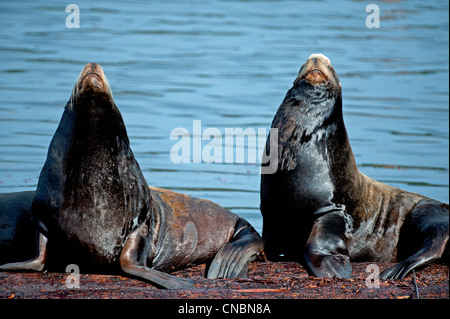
[0, 63, 264, 289]
[260, 53, 448, 279]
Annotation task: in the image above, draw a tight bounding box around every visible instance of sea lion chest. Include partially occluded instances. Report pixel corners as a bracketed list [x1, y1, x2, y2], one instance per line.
[33, 110, 149, 271]
[278, 119, 340, 214]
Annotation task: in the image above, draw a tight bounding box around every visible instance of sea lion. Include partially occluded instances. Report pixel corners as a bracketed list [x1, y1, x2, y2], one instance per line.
[0, 63, 263, 289]
[260, 53, 449, 280]
[0, 191, 37, 265]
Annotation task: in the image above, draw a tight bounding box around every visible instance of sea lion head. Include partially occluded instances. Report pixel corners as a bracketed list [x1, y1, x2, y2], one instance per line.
[295, 53, 341, 92]
[70, 62, 114, 108]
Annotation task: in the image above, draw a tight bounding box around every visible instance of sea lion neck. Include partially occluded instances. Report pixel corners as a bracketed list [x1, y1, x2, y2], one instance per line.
[281, 83, 342, 131]
[64, 89, 129, 154]
[70, 102, 130, 151]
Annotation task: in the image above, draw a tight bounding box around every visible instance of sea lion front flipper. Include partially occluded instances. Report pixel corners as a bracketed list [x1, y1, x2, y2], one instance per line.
[207, 218, 264, 279]
[381, 199, 449, 280]
[119, 226, 194, 290]
[0, 232, 47, 272]
[304, 209, 352, 279]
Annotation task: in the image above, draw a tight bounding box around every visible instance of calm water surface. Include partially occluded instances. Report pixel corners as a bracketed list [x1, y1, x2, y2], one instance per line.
[0, 0, 448, 233]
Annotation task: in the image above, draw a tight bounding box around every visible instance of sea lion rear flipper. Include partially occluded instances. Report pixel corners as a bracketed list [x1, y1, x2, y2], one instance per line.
[381, 199, 449, 280]
[120, 226, 194, 289]
[304, 209, 352, 279]
[207, 218, 264, 279]
[0, 232, 47, 272]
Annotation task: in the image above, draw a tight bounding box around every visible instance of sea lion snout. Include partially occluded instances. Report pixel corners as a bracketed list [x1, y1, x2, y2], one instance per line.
[78, 63, 108, 94]
[70, 63, 114, 108]
[71, 63, 113, 101]
[299, 54, 331, 85]
[296, 53, 341, 89]
[80, 73, 103, 93]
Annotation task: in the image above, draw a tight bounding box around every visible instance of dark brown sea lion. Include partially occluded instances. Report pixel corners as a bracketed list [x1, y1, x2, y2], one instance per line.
[0, 191, 37, 265]
[0, 63, 263, 289]
[260, 53, 449, 280]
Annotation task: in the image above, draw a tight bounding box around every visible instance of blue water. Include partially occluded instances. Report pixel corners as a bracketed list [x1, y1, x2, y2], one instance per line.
[0, 0, 448, 234]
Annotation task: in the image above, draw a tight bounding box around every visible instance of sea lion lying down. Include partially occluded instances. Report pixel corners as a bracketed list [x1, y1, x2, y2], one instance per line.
[0, 63, 264, 289]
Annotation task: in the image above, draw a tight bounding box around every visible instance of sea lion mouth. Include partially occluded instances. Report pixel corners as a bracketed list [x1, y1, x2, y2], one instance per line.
[79, 72, 104, 94]
[296, 53, 341, 89]
[303, 68, 328, 85]
[71, 63, 114, 104]
[73, 63, 111, 95]
[77, 63, 110, 94]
